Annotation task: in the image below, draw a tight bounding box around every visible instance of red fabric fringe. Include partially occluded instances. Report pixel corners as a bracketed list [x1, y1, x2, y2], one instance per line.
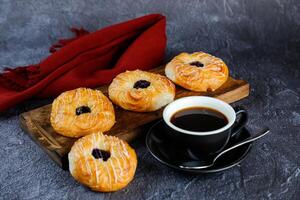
[49, 28, 89, 53]
[0, 28, 89, 91]
[0, 65, 40, 91]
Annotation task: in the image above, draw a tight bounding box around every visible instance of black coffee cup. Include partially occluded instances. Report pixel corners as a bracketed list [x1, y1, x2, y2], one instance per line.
[162, 96, 248, 156]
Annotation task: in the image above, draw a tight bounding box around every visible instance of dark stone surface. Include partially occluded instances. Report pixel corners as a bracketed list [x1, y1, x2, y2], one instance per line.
[0, 0, 299, 199]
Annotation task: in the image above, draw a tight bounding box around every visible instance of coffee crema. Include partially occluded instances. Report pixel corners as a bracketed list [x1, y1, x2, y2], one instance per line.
[170, 107, 228, 132]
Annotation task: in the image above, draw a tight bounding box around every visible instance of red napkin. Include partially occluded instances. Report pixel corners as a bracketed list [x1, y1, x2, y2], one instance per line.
[0, 14, 166, 111]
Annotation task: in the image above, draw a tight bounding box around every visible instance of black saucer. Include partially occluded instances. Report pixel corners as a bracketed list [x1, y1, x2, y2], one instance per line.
[146, 120, 252, 173]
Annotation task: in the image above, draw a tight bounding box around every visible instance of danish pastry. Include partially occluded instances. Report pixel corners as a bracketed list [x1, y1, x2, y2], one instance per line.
[165, 52, 229, 92]
[68, 132, 137, 192]
[50, 88, 115, 138]
[108, 70, 175, 112]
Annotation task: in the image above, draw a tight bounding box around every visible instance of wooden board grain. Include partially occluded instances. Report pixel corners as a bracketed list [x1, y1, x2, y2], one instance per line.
[19, 66, 249, 170]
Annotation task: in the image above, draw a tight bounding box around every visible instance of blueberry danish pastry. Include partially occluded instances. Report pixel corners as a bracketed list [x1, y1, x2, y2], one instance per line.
[68, 132, 137, 192]
[165, 52, 229, 92]
[50, 88, 115, 138]
[108, 70, 175, 112]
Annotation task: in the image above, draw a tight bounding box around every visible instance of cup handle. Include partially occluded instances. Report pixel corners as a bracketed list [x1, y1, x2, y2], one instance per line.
[231, 106, 248, 137]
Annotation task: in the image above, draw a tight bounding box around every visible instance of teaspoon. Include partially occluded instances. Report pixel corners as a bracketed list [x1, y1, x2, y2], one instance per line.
[179, 128, 270, 170]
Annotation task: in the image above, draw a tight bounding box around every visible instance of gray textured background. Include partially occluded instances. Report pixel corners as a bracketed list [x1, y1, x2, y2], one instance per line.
[0, 0, 299, 199]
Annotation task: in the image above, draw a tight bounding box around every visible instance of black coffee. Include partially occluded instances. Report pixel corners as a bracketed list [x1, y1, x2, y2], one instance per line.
[170, 107, 228, 132]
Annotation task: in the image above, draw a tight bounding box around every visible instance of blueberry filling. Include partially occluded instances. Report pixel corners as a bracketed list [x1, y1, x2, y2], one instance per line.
[189, 61, 204, 67]
[133, 80, 151, 89]
[75, 106, 91, 115]
[92, 148, 111, 161]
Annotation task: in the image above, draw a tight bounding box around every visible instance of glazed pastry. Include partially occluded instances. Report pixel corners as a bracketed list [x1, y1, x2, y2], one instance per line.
[50, 88, 115, 138]
[165, 52, 229, 92]
[68, 132, 137, 192]
[108, 70, 175, 112]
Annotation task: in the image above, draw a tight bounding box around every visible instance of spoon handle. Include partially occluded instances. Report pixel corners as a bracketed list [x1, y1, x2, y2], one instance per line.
[213, 128, 270, 162]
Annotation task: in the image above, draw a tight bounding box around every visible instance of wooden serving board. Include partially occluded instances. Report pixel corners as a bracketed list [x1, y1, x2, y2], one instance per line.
[19, 66, 249, 170]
